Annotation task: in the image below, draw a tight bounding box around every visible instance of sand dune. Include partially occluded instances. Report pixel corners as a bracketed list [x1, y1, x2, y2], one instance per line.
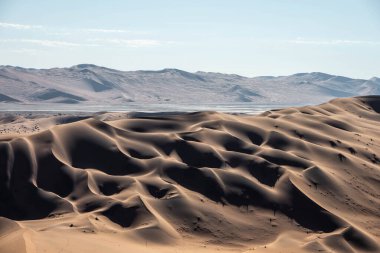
[1, 96, 380, 252]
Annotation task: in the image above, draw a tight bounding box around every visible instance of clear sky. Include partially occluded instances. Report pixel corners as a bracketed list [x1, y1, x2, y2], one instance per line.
[0, 0, 379, 78]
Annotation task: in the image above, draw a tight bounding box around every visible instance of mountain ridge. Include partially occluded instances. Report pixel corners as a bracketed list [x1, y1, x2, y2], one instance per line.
[0, 64, 379, 105]
[1, 64, 376, 80]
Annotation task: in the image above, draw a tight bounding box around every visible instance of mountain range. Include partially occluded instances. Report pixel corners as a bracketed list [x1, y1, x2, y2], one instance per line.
[0, 64, 379, 105]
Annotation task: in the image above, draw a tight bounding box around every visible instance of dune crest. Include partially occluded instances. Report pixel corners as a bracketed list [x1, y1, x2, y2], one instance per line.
[1, 96, 380, 252]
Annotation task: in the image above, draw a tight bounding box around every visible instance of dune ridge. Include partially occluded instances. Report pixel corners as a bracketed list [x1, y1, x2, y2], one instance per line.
[1, 96, 380, 252]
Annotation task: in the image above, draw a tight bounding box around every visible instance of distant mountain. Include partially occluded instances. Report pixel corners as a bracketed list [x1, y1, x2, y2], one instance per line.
[0, 64, 378, 105]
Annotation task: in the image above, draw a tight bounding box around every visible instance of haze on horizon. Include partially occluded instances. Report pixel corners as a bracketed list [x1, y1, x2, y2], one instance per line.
[0, 0, 379, 79]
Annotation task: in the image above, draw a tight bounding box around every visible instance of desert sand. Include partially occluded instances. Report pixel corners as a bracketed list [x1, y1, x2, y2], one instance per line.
[0, 96, 380, 253]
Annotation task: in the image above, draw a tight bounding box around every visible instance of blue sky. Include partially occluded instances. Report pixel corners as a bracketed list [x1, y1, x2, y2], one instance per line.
[0, 0, 379, 78]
